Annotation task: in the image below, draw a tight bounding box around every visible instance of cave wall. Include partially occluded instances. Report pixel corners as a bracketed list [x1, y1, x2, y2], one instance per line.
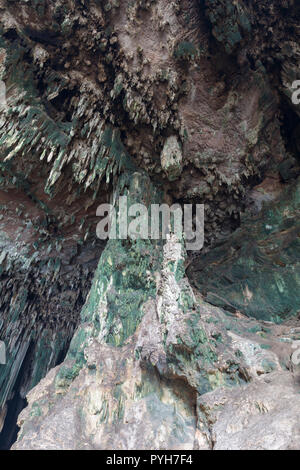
[0, 0, 298, 450]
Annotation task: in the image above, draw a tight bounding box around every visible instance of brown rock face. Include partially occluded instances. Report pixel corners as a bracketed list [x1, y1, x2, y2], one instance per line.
[0, 0, 299, 450]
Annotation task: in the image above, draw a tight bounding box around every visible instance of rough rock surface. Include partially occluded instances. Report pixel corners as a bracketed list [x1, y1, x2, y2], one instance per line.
[12, 234, 300, 450]
[189, 176, 300, 322]
[0, 0, 298, 450]
[199, 371, 300, 450]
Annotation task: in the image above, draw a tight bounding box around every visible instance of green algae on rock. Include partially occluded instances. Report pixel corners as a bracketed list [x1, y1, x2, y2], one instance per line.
[0, 0, 299, 451]
[190, 177, 300, 323]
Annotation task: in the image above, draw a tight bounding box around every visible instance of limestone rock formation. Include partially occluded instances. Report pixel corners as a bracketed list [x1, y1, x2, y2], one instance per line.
[0, 0, 298, 450]
[12, 233, 300, 450]
[161, 136, 183, 181]
[189, 177, 300, 323]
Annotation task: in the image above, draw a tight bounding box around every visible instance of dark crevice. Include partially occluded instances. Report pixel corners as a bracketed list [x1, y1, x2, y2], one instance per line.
[0, 342, 35, 450]
[2, 29, 19, 42]
[0, 396, 27, 451]
[23, 27, 63, 47]
[280, 100, 300, 159]
[0, 337, 70, 450]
